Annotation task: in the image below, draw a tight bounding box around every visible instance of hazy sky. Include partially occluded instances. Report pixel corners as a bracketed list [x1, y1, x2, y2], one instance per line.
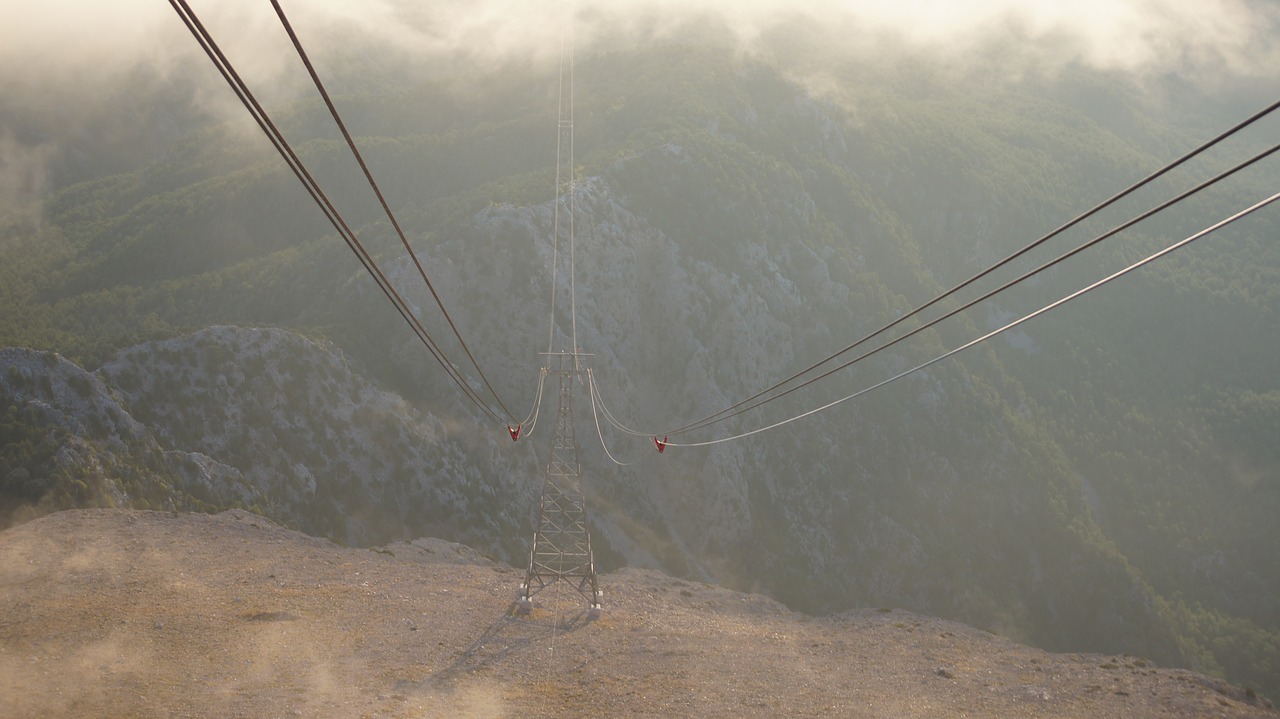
[4, 0, 1278, 83]
[1, 0, 1277, 216]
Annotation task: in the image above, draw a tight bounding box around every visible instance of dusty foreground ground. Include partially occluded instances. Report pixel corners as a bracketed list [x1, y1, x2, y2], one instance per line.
[1, 509, 1274, 719]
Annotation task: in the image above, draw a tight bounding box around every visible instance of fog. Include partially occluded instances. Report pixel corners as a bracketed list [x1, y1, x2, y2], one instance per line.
[2, 0, 1277, 214]
[7, 0, 1278, 76]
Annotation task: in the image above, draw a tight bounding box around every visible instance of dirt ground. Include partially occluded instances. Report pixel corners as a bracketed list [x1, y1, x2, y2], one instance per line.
[1, 509, 1274, 718]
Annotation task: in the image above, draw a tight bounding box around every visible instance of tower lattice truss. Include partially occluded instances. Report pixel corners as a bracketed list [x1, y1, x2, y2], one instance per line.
[517, 355, 601, 614]
[519, 355, 601, 616]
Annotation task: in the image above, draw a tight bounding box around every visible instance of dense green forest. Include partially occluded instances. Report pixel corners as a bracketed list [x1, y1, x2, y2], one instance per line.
[2, 17, 1278, 699]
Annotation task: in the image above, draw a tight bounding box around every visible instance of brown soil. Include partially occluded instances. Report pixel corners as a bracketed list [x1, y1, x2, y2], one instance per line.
[1, 509, 1274, 718]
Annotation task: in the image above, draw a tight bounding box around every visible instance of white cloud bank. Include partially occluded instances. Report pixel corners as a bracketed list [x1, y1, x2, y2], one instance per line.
[0, 0, 1274, 214]
[4, 0, 1278, 84]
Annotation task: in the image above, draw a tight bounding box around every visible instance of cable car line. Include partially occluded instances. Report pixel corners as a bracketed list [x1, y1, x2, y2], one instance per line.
[517, 29, 584, 447]
[509, 368, 550, 442]
[544, 32, 580, 358]
[588, 372, 652, 438]
[267, 0, 516, 424]
[665, 141, 1280, 439]
[665, 188, 1280, 448]
[660, 97, 1280, 438]
[586, 369, 641, 466]
[168, 0, 506, 426]
[169, 1, 1277, 447]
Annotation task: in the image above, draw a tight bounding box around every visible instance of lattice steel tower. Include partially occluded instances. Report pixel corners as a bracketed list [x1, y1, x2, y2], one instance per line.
[518, 352, 602, 616]
[517, 20, 602, 617]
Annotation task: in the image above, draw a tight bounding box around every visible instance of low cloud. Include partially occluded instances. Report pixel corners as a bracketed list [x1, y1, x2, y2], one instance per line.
[7, 0, 1277, 90]
[1, 0, 1276, 206]
[0, 132, 54, 225]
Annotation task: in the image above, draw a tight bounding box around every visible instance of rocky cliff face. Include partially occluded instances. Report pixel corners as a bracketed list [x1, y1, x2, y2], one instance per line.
[1, 345, 226, 518]
[2, 327, 537, 554]
[101, 325, 521, 548]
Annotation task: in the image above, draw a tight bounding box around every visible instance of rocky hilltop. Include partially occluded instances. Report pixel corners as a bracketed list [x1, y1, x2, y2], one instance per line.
[1, 508, 1274, 719]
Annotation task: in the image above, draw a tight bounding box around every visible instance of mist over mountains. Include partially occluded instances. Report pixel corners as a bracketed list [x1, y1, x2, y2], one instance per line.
[2, 3, 1279, 701]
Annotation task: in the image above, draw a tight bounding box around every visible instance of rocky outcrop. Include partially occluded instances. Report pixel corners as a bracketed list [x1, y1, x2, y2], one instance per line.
[2, 327, 537, 555]
[96, 326, 537, 551]
[0, 346, 250, 516]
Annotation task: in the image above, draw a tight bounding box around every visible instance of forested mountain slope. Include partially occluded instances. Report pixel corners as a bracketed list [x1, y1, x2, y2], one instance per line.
[2, 20, 1277, 698]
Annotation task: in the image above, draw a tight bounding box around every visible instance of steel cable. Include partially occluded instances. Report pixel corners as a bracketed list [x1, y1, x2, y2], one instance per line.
[168, 0, 506, 425]
[667, 142, 1280, 437]
[667, 189, 1280, 447]
[662, 97, 1280, 437]
[268, 0, 515, 423]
